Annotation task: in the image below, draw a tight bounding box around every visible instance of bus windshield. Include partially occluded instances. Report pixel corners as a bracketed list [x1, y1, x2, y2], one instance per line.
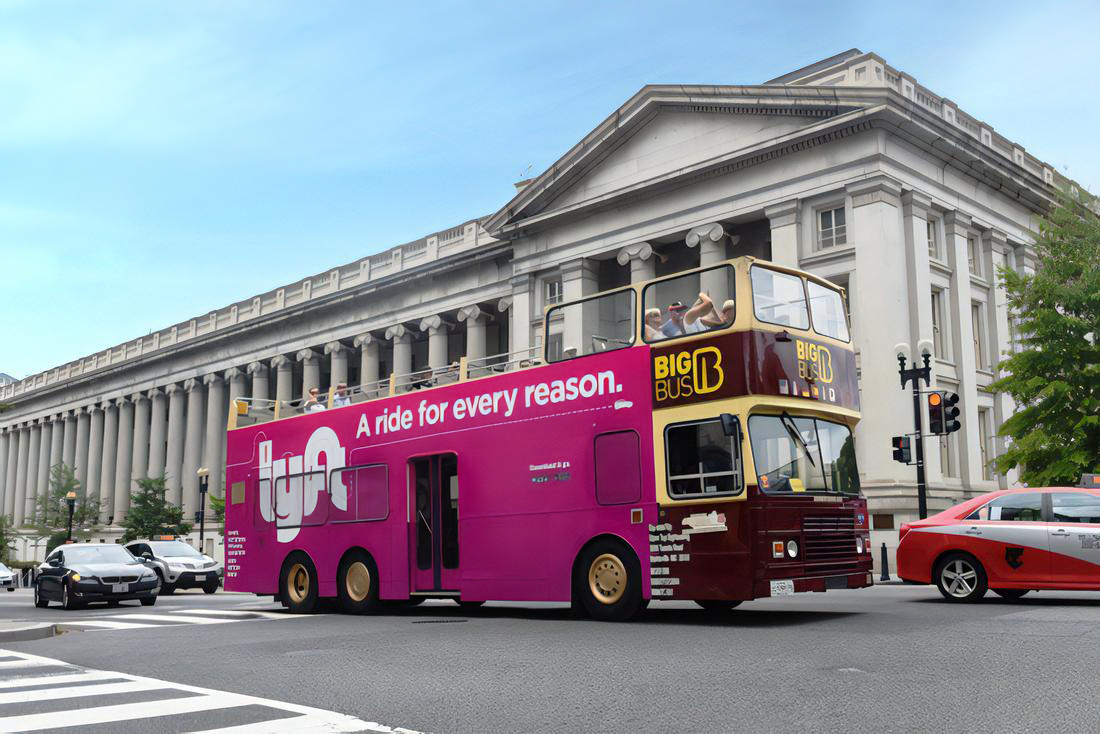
[748, 415, 860, 495]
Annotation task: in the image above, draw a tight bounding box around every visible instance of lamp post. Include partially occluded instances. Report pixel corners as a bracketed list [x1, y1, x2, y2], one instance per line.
[197, 468, 209, 551]
[64, 491, 77, 542]
[895, 341, 934, 520]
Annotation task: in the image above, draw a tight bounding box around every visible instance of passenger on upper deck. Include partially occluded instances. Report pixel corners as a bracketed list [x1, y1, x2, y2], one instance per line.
[303, 387, 326, 413]
[332, 382, 351, 407]
[683, 292, 734, 334]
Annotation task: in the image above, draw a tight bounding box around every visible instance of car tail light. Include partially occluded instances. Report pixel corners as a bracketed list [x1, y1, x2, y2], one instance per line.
[898, 523, 911, 543]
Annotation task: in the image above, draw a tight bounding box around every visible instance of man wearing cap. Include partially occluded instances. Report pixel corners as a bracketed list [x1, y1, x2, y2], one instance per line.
[659, 301, 688, 338]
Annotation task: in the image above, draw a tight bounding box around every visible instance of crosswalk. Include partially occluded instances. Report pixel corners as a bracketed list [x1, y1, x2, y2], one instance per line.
[0, 649, 419, 733]
[56, 607, 311, 632]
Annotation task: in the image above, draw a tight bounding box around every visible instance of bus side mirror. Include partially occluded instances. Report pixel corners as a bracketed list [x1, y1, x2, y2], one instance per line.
[720, 413, 739, 438]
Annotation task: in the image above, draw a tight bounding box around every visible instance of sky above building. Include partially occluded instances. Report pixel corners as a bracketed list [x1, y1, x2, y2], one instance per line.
[1, 0, 1097, 379]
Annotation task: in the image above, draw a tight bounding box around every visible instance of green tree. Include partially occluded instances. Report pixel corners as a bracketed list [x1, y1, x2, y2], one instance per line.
[991, 186, 1100, 486]
[208, 494, 225, 526]
[121, 477, 193, 543]
[0, 516, 14, 563]
[30, 464, 101, 554]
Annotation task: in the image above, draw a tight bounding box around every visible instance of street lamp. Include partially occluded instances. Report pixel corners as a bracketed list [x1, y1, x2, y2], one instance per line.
[64, 491, 77, 542]
[895, 340, 934, 520]
[197, 468, 209, 551]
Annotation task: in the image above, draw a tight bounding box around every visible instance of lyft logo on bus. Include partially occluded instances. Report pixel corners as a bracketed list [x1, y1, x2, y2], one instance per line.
[256, 426, 348, 543]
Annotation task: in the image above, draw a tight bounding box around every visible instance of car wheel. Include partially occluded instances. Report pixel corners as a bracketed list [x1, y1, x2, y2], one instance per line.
[140, 596, 157, 607]
[336, 551, 381, 615]
[62, 581, 81, 610]
[993, 588, 1030, 600]
[695, 600, 743, 613]
[934, 553, 988, 602]
[33, 583, 48, 609]
[575, 539, 643, 622]
[280, 554, 319, 614]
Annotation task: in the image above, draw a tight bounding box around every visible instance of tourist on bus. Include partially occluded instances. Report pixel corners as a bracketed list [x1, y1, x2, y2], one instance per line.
[644, 308, 664, 340]
[332, 382, 351, 407]
[303, 387, 326, 413]
[659, 302, 688, 338]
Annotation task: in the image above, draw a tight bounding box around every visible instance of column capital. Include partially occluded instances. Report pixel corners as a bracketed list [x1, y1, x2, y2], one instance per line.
[457, 305, 493, 324]
[203, 372, 223, 386]
[685, 222, 725, 248]
[982, 228, 1009, 254]
[246, 360, 269, 375]
[845, 176, 903, 207]
[84, 404, 103, 415]
[164, 383, 184, 396]
[385, 324, 410, 341]
[943, 210, 972, 238]
[497, 296, 513, 313]
[764, 200, 800, 227]
[901, 190, 933, 218]
[113, 395, 130, 407]
[295, 348, 320, 364]
[352, 333, 376, 348]
[323, 341, 347, 356]
[183, 377, 203, 392]
[419, 315, 453, 333]
[223, 367, 244, 381]
[271, 354, 293, 370]
[61, 410, 75, 422]
[615, 242, 654, 266]
[130, 391, 148, 404]
[146, 387, 164, 400]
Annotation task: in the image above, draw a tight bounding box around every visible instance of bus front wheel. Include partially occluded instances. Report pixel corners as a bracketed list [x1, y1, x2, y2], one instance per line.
[280, 555, 319, 614]
[576, 539, 643, 622]
[337, 551, 382, 615]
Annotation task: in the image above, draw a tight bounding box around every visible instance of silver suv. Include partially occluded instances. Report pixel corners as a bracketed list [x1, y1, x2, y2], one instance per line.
[124, 539, 222, 594]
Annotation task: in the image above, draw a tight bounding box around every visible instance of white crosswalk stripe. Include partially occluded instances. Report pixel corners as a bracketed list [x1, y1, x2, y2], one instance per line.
[56, 607, 315, 633]
[0, 649, 419, 733]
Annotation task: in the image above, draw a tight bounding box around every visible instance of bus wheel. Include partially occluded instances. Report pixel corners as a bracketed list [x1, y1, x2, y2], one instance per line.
[337, 551, 381, 615]
[695, 600, 742, 613]
[577, 540, 642, 622]
[281, 555, 319, 614]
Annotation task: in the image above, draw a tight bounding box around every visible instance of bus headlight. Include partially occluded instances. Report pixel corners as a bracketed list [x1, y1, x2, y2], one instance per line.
[856, 536, 865, 554]
[786, 540, 799, 558]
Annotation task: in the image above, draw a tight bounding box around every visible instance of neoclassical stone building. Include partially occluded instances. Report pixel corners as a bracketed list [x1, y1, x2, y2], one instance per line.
[0, 50, 1065, 566]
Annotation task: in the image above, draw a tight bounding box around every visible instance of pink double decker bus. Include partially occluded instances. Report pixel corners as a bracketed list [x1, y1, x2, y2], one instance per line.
[224, 257, 872, 621]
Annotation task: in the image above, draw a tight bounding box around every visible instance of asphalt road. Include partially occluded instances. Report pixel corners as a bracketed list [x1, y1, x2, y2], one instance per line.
[0, 584, 1098, 732]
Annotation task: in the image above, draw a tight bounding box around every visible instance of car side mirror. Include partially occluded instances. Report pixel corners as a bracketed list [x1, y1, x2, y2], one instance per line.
[142, 552, 153, 560]
[720, 413, 739, 438]
[48, 557, 61, 567]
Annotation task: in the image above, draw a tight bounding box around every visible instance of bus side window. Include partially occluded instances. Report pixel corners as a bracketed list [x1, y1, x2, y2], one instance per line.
[594, 431, 642, 505]
[329, 465, 389, 523]
[664, 418, 743, 498]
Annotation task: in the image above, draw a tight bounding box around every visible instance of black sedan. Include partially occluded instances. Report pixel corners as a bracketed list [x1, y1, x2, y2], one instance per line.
[34, 543, 160, 609]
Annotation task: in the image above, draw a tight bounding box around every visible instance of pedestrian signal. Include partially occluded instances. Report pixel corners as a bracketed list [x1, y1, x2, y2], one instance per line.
[943, 392, 961, 434]
[927, 391, 945, 434]
[892, 435, 912, 464]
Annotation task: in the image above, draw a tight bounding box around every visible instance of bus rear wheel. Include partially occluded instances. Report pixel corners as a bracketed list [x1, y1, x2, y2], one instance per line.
[280, 555, 319, 614]
[576, 539, 643, 622]
[337, 551, 382, 615]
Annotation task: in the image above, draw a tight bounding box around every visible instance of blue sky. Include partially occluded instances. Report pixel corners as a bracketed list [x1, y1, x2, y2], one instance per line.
[2, 0, 1097, 379]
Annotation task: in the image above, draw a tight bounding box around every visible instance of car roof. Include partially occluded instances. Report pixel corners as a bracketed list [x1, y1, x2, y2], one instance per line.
[925, 486, 1100, 522]
[53, 543, 126, 550]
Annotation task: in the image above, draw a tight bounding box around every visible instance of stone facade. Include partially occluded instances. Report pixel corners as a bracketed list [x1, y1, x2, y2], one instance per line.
[0, 50, 1066, 568]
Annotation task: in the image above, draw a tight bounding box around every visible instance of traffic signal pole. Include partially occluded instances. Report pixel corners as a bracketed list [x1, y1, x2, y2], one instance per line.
[897, 352, 932, 520]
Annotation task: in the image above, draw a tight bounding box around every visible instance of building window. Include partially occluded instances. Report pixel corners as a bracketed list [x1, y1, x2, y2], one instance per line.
[543, 278, 562, 306]
[927, 218, 941, 260]
[872, 513, 895, 530]
[940, 433, 956, 478]
[816, 207, 847, 250]
[971, 302, 987, 369]
[967, 235, 981, 276]
[978, 409, 993, 480]
[931, 289, 950, 361]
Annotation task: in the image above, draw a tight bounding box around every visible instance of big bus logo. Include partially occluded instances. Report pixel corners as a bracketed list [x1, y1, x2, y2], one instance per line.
[653, 346, 724, 403]
[796, 339, 834, 384]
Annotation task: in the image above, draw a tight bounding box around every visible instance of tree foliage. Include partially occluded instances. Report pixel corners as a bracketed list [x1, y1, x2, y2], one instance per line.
[0, 516, 14, 563]
[991, 186, 1100, 486]
[121, 476, 192, 543]
[31, 464, 101, 553]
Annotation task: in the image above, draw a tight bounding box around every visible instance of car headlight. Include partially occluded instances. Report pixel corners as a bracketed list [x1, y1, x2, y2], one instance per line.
[786, 540, 799, 558]
[70, 573, 82, 582]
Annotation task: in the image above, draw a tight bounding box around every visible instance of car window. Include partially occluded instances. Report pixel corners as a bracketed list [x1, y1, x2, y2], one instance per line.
[149, 541, 203, 558]
[970, 493, 1043, 522]
[1051, 492, 1100, 523]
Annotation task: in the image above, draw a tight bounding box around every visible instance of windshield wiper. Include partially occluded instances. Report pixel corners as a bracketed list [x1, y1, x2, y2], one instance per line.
[780, 412, 815, 467]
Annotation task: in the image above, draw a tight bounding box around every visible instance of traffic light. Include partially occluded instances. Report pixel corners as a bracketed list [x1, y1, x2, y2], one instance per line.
[927, 391, 945, 434]
[892, 435, 912, 464]
[943, 392, 961, 434]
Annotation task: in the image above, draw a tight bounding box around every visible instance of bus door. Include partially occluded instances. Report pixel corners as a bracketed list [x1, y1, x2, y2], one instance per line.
[410, 454, 461, 592]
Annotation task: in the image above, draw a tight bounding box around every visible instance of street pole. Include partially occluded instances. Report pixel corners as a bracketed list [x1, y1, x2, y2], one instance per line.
[897, 350, 932, 520]
[197, 468, 209, 551]
[64, 491, 76, 542]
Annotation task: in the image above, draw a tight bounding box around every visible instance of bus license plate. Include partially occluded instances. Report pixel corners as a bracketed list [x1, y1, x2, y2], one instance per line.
[769, 580, 794, 597]
[111, 583, 129, 593]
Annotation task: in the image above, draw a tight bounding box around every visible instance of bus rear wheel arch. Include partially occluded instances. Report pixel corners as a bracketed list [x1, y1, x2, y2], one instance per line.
[573, 536, 643, 622]
[280, 552, 320, 614]
[336, 548, 382, 615]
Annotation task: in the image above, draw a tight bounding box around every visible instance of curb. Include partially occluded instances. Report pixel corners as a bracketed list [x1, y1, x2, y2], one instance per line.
[0, 624, 58, 643]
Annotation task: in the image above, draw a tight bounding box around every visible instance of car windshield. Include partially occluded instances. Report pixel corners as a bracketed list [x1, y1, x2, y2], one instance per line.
[0, 563, 8, 574]
[62, 545, 138, 565]
[150, 541, 203, 558]
[749, 415, 860, 495]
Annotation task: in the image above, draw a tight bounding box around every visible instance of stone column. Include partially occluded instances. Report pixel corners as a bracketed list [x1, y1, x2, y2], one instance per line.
[560, 259, 599, 357]
[508, 275, 533, 360]
[85, 406, 105, 506]
[61, 412, 77, 469]
[686, 222, 730, 303]
[616, 242, 656, 283]
[3, 429, 19, 518]
[147, 388, 167, 478]
[386, 325, 412, 390]
[204, 373, 227, 500]
[325, 342, 349, 387]
[13, 424, 30, 526]
[112, 397, 134, 524]
[226, 367, 248, 405]
[247, 361, 269, 402]
[35, 420, 54, 518]
[457, 306, 492, 363]
[98, 400, 119, 521]
[419, 316, 453, 373]
[0, 431, 9, 516]
[297, 349, 321, 399]
[164, 384, 186, 505]
[846, 178, 913, 485]
[354, 334, 380, 387]
[765, 201, 801, 267]
[182, 378, 206, 519]
[985, 230, 1014, 488]
[73, 408, 90, 493]
[22, 422, 41, 525]
[48, 415, 64, 484]
[272, 355, 293, 407]
[129, 393, 151, 500]
[945, 210, 982, 486]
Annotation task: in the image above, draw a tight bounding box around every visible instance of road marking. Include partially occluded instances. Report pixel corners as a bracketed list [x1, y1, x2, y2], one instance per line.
[0, 670, 114, 688]
[0, 678, 170, 704]
[170, 608, 304, 620]
[59, 620, 162, 630]
[0, 690, 246, 730]
[104, 613, 232, 625]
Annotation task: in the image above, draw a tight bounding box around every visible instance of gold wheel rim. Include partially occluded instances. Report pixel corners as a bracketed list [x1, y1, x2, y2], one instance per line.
[346, 561, 371, 603]
[588, 553, 627, 605]
[287, 563, 310, 604]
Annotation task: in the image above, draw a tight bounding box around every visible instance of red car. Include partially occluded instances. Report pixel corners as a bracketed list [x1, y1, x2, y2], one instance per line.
[897, 487, 1100, 602]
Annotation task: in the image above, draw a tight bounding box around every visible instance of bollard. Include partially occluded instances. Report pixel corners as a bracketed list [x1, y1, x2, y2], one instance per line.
[879, 542, 891, 582]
